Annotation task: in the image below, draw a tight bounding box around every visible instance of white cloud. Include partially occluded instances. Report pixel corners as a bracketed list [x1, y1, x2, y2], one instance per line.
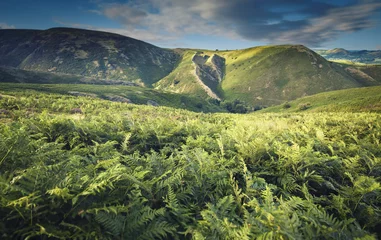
[275, 2, 381, 46]
[0, 23, 15, 29]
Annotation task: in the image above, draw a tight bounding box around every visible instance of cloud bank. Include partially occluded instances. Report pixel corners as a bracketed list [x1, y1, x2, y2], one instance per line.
[91, 0, 381, 47]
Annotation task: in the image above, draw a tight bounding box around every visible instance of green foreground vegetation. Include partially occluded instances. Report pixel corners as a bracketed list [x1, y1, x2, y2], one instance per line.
[1, 88, 381, 239]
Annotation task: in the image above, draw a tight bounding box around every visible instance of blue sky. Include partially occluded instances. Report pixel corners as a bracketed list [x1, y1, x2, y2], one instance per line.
[0, 0, 380, 50]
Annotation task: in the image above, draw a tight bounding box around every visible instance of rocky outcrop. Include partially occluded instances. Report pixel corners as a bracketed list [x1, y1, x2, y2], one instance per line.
[191, 53, 225, 100]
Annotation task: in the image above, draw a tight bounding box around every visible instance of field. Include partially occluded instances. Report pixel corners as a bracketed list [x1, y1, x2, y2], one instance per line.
[1, 88, 381, 239]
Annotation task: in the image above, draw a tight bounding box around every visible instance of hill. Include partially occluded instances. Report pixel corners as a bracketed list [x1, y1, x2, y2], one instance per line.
[155, 45, 364, 106]
[259, 85, 381, 113]
[317, 48, 381, 64]
[0, 28, 179, 86]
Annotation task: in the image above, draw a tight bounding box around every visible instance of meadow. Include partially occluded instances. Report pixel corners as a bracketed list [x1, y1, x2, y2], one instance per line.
[0, 88, 380, 239]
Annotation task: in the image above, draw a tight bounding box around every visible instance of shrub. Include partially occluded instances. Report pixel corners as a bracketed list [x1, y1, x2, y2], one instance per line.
[283, 102, 291, 109]
[299, 102, 311, 110]
[221, 99, 249, 113]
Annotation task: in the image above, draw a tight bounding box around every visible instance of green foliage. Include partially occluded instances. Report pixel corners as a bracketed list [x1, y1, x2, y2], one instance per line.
[0, 89, 381, 239]
[221, 99, 249, 113]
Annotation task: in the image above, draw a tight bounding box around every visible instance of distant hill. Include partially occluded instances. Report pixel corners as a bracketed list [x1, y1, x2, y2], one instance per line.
[259, 86, 381, 113]
[0, 28, 179, 86]
[1, 28, 380, 108]
[317, 48, 381, 64]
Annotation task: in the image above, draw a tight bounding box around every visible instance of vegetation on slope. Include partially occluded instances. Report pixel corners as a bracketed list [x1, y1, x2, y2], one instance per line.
[0, 90, 381, 239]
[260, 86, 381, 113]
[0, 67, 140, 85]
[0, 83, 224, 113]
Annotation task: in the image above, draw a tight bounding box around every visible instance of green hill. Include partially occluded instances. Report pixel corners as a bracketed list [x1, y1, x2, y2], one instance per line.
[0, 28, 179, 86]
[155, 45, 366, 106]
[259, 86, 381, 113]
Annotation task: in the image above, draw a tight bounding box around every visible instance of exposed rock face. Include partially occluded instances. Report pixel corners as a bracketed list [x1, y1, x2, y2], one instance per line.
[208, 54, 225, 82]
[191, 53, 225, 100]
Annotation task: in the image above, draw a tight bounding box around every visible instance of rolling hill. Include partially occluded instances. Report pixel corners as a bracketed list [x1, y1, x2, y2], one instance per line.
[155, 45, 366, 106]
[0, 28, 179, 86]
[1, 28, 380, 107]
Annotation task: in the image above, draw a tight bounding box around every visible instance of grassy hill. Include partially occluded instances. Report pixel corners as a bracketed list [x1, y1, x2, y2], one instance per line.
[0, 28, 179, 86]
[219, 45, 361, 106]
[260, 86, 381, 113]
[155, 45, 366, 106]
[0, 88, 380, 239]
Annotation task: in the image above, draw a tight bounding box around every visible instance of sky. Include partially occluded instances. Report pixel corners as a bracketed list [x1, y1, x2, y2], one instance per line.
[0, 0, 381, 50]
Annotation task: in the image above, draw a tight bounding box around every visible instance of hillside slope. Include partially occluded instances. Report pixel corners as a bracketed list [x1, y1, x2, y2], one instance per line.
[219, 45, 362, 106]
[154, 50, 224, 100]
[0, 28, 179, 86]
[260, 86, 381, 113]
[331, 63, 381, 86]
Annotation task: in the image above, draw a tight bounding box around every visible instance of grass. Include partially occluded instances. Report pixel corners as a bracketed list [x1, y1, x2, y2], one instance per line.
[0, 83, 225, 113]
[259, 85, 381, 113]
